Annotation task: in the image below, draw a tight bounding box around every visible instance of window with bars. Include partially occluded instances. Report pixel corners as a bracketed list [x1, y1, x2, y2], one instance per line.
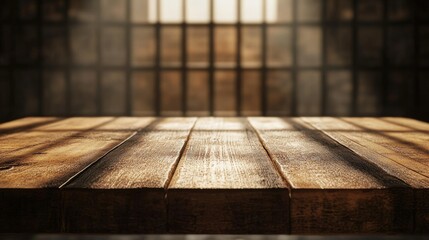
[130, 0, 298, 116]
[0, 0, 429, 120]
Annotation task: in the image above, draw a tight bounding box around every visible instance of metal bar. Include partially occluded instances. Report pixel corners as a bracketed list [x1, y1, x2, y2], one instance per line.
[261, 0, 267, 116]
[125, 0, 132, 116]
[96, 0, 102, 116]
[351, 0, 358, 116]
[8, 0, 17, 120]
[8, 19, 423, 27]
[413, 0, 420, 118]
[9, 64, 392, 71]
[381, 0, 388, 116]
[155, 0, 161, 116]
[291, 0, 298, 116]
[236, 0, 242, 116]
[10, 64, 399, 70]
[65, 0, 71, 116]
[209, 0, 214, 115]
[182, 0, 187, 116]
[321, 0, 327, 116]
[37, 0, 43, 116]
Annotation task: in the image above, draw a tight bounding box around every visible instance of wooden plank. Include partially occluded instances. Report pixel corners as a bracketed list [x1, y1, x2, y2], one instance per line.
[0, 118, 117, 158]
[0, 117, 154, 232]
[248, 117, 413, 234]
[33, 117, 155, 132]
[302, 117, 429, 187]
[303, 117, 429, 233]
[0, 117, 60, 134]
[168, 118, 289, 234]
[63, 118, 196, 233]
[381, 117, 429, 132]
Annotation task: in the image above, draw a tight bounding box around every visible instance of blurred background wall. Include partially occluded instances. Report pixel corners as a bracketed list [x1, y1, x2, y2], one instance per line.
[0, 0, 428, 122]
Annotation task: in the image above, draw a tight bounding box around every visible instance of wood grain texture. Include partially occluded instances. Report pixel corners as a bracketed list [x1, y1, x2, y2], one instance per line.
[63, 118, 196, 233]
[0, 117, 428, 234]
[33, 117, 155, 132]
[303, 117, 429, 233]
[0, 117, 154, 232]
[0, 117, 155, 188]
[381, 117, 429, 132]
[168, 118, 289, 233]
[0, 117, 60, 134]
[248, 117, 413, 234]
[302, 117, 429, 188]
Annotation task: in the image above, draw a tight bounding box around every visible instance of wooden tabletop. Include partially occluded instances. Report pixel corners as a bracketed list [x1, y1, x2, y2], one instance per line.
[0, 117, 428, 234]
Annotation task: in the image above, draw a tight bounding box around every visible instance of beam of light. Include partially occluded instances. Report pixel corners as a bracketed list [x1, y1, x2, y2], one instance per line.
[147, 0, 281, 23]
[241, 0, 263, 23]
[266, 0, 278, 23]
[148, 0, 157, 22]
[187, 0, 210, 23]
[161, 0, 183, 23]
[214, 0, 237, 23]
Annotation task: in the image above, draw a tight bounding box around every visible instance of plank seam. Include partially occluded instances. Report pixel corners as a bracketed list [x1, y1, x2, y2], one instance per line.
[58, 132, 136, 189]
[163, 117, 198, 233]
[246, 117, 292, 234]
[163, 118, 198, 190]
[58, 118, 161, 189]
[245, 118, 293, 190]
[57, 131, 139, 232]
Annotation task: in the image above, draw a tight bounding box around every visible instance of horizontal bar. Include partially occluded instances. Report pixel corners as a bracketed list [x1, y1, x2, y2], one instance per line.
[1, 65, 424, 71]
[2, 21, 424, 27]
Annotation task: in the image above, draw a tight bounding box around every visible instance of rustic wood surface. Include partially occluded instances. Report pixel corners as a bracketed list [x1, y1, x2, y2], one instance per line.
[0, 117, 153, 232]
[0, 117, 60, 134]
[248, 117, 412, 234]
[303, 117, 429, 233]
[0, 117, 428, 234]
[168, 118, 289, 233]
[63, 118, 196, 233]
